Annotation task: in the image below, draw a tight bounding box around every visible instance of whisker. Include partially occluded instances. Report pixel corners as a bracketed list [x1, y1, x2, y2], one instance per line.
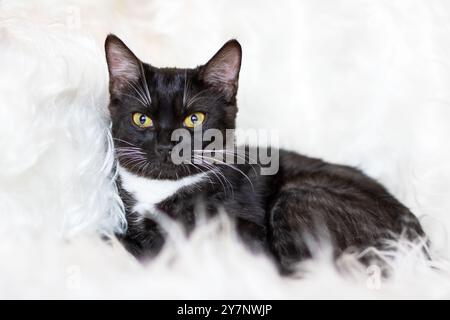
[113, 138, 140, 148]
[120, 156, 146, 168]
[121, 93, 148, 107]
[194, 154, 254, 191]
[116, 153, 146, 161]
[193, 149, 260, 175]
[115, 148, 146, 155]
[183, 163, 212, 193]
[139, 61, 152, 106]
[122, 78, 150, 107]
[136, 160, 150, 176]
[185, 161, 214, 186]
[191, 155, 234, 196]
[183, 69, 188, 106]
[185, 88, 215, 109]
[129, 158, 148, 173]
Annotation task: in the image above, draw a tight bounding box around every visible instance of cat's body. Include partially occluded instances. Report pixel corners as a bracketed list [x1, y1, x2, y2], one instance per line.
[118, 149, 423, 273]
[105, 35, 425, 273]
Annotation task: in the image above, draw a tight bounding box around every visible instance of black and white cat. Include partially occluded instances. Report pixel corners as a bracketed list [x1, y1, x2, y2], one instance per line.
[105, 35, 426, 273]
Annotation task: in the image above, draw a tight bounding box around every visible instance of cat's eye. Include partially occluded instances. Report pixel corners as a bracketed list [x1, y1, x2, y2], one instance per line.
[132, 112, 153, 128]
[183, 112, 205, 128]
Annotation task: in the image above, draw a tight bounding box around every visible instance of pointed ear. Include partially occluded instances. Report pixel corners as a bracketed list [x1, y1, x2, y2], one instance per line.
[105, 34, 141, 96]
[202, 40, 242, 100]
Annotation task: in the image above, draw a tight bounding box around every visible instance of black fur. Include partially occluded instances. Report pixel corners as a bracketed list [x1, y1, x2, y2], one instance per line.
[105, 35, 426, 273]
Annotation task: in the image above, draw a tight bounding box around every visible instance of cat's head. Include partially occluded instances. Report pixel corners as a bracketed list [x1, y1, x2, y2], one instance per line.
[105, 35, 241, 180]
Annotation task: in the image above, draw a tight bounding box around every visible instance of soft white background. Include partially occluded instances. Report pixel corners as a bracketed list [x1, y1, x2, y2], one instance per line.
[0, 0, 450, 298]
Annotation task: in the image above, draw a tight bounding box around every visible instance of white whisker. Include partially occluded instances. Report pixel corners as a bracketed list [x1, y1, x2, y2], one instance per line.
[194, 154, 254, 191]
[139, 61, 152, 106]
[122, 78, 150, 107]
[193, 149, 260, 175]
[191, 155, 234, 196]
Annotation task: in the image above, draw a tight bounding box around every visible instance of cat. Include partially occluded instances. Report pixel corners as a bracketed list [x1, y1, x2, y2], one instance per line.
[104, 34, 426, 274]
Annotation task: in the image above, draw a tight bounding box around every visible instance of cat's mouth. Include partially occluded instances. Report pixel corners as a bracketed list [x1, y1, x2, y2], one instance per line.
[117, 153, 211, 180]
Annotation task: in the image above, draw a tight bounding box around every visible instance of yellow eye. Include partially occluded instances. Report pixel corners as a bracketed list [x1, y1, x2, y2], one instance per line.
[132, 113, 153, 128]
[183, 112, 205, 128]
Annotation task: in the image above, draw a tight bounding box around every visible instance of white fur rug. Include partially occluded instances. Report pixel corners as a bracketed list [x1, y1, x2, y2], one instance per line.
[1, 0, 450, 299]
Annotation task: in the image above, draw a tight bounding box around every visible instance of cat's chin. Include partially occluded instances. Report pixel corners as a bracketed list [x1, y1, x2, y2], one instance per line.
[150, 163, 182, 180]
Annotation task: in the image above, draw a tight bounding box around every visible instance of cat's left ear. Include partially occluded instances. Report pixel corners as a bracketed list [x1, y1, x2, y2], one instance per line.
[105, 34, 142, 96]
[201, 40, 242, 100]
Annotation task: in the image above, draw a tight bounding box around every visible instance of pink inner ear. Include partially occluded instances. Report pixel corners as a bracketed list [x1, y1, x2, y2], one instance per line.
[205, 46, 241, 85]
[107, 44, 140, 84]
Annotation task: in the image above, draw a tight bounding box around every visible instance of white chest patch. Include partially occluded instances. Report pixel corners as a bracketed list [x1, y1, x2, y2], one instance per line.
[118, 165, 207, 216]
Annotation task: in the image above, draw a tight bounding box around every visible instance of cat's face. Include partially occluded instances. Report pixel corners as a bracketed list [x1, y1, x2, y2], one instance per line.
[105, 35, 241, 180]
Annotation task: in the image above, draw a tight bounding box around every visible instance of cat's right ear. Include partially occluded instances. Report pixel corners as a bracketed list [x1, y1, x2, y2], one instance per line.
[105, 34, 141, 96]
[201, 40, 242, 101]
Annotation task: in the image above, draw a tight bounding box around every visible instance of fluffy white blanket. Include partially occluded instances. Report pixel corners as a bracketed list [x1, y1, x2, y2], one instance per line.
[1, 0, 449, 299]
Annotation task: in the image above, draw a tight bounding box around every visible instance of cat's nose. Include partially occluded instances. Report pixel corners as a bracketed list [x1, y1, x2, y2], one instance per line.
[156, 144, 173, 160]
